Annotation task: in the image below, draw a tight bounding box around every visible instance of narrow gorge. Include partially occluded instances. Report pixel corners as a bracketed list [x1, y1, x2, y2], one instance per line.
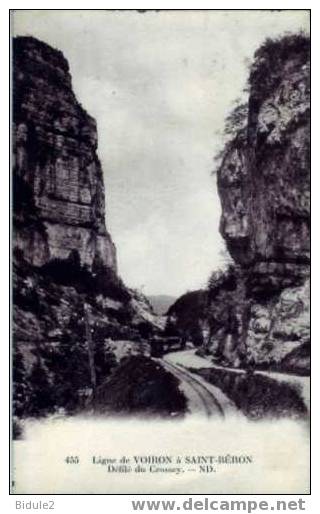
[12, 33, 310, 427]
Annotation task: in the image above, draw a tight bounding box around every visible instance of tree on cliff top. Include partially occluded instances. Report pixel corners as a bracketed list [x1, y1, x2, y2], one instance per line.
[213, 32, 309, 174]
[224, 101, 248, 140]
[249, 32, 310, 93]
[212, 99, 248, 174]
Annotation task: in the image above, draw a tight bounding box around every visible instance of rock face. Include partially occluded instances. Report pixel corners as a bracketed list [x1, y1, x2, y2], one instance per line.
[211, 35, 310, 373]
[218, 35, 310, 288]
[12, 37, 160, 419]
[13, 36, 116, 271]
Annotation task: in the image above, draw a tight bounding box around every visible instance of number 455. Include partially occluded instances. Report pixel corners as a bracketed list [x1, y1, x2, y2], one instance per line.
[65, 456, 79, 464]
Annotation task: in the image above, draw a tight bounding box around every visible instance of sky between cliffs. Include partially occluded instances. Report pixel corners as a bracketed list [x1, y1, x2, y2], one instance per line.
[13, 10, 309, 296]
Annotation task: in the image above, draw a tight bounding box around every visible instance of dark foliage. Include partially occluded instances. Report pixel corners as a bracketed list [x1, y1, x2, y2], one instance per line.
[214, 33, 310, 173]
[207, 265, 238, 299]
[12, 346, 31, 418]
[249, 33, 310, 123]
[166, 290, 208, 345]
[12, 417, 24, 440]
[224, 102, 248, 140]
[94, 341, 118, 386]
[167, 289, 207, 317]
[37, 338, 92, 413]
[136, 321, 155, 339]
[40, 250, 130, 302]
[27, 359, 56, 417]
[193, 367, 307, 420]
[94, 355, 187, 417]
[13, 282, 41, 314]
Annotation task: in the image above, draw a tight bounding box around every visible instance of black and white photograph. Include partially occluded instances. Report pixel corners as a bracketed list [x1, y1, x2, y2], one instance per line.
[10, 9, 310, 494]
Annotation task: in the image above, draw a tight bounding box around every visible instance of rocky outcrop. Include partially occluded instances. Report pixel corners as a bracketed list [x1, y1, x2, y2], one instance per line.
[211, 35, 310, 373]
[13, 36, 116, 272]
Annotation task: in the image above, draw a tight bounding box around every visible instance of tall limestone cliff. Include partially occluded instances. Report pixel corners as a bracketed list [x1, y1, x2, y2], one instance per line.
[169, 35, 310, 375]
[210, 34, 310, 373]
[12, 37, 159, 419]
[218, 35, 310, 284]
[13, 36, 116, 271]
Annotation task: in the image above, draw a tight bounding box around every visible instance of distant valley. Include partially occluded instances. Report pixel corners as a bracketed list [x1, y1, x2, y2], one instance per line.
[147, 295, 176, 315]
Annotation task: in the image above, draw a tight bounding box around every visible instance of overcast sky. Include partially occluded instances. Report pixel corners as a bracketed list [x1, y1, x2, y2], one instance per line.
[13, 10, 309, 296]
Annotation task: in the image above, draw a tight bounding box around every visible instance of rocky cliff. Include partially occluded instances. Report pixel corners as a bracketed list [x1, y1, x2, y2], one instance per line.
[169, 35, 310, 374]
[218, 35, 310, 287]
[12, 37, 159, 420]
[13, 36, 117, 271]
[210, 34, 310, 373]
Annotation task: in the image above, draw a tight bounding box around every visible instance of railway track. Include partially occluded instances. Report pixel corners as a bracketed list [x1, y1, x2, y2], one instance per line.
[160, 358, 225, 418]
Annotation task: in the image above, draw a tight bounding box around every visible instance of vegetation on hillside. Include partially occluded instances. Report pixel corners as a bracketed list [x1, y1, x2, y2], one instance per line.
[93, 355, 187, 418]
